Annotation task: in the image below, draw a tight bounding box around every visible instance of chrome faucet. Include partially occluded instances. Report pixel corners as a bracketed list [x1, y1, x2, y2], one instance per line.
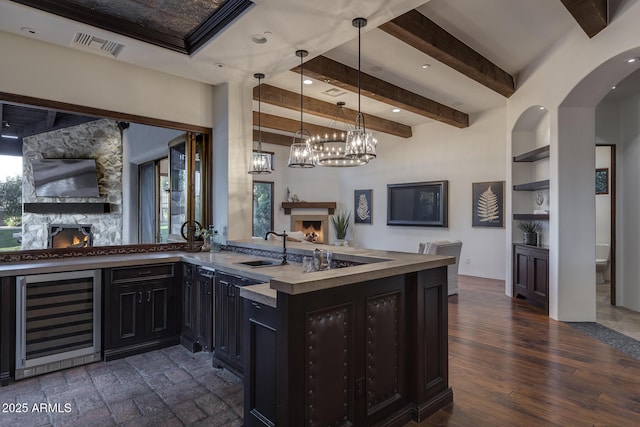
[264, 230, 288, 265]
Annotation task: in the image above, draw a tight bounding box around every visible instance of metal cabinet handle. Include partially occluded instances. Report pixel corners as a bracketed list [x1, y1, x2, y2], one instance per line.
[252, 302, 262, 309]
[138, 270, 152, 276]
[138, 291, 142, 304]
[147, 290, 151, 303]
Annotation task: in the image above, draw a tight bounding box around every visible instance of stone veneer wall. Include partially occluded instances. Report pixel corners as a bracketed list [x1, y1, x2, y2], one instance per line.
[21, 119, 123, 249]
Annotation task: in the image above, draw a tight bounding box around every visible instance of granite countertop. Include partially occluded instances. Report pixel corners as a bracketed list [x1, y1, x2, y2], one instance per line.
[0, 239, 454, 307]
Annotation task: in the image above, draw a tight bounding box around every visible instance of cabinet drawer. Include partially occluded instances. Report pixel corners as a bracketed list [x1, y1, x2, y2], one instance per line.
[111, 263, 175, 283]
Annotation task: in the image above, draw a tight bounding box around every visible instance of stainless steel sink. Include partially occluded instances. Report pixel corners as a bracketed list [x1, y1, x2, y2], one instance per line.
[236, 259, 282, 267]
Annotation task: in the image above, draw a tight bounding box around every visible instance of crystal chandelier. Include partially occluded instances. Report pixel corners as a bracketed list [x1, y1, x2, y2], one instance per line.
[312, 102, 368, 167]
[288, 49, 315, 168]
[345, 17, 376, 161]
[249, 73, 272, 174]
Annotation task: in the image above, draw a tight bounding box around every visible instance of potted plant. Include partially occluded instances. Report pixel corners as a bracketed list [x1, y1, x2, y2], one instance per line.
[331, 209, 351, 246]
[518, 221, 542, 246]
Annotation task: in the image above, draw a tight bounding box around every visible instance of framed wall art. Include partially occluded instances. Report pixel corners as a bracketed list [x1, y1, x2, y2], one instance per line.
[595, 168, 608, 194]
[354, 189, 372, 224]
[472, 181, 504, 227]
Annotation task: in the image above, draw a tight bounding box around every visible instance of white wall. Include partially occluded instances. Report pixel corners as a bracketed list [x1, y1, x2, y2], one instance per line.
[618, 93, 640, 310]
[0, 31, 214, 128]
[337, 107, 507, 280]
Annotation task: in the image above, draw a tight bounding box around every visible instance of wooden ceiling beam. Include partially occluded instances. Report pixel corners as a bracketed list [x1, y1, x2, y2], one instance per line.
[253, 130, 294, 147]
[294, 56, 468, 128]
[379, 9, 515, 98]
[559, 0, 607, 38]
[253, 111, 340, 138]
[254, 84, 412, 138]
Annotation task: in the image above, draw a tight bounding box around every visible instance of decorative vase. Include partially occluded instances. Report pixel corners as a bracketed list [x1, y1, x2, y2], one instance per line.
[335, 239, 345, 246]
[523, 232, 537, 246]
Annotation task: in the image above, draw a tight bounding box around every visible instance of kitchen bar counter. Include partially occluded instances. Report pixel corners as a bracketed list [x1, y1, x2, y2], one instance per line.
[1, 240, 454, 425]
[0, 239, 453, 305]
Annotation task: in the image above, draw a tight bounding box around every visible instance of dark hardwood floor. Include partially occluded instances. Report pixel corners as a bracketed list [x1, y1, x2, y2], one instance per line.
[413, 275, 640, 426]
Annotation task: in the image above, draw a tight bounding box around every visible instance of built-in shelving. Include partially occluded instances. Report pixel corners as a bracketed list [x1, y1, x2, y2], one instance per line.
[513, 145, 550, 162]
[513, 179, 550, 191]
[513, 213, 549, 221]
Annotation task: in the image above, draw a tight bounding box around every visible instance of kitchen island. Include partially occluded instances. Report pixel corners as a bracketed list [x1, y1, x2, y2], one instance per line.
[0, 239, 454, 425]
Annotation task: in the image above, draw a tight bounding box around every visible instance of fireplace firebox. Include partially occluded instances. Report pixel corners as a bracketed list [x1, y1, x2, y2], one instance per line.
[48, 224, 93, 249]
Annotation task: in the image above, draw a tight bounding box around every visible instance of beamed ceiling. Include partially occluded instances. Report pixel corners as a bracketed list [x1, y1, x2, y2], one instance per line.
[0, 0, 611, 151]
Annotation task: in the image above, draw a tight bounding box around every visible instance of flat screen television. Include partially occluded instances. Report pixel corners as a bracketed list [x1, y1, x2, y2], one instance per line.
[387, 181, 448, 227]
[31, 158, 100, 198]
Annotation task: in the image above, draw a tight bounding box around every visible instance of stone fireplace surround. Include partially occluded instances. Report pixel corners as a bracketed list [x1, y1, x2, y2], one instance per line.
[21, 119, 123, 250]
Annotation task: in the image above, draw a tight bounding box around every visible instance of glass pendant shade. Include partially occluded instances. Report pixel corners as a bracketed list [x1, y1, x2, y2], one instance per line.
[288, 49, 315, 168]
[345, 17, 377, 162]
[250, 151, 271, 173]
[345, 112, 376, 160]
[288, 130, 315, 168]
[249, 72, 272, 174]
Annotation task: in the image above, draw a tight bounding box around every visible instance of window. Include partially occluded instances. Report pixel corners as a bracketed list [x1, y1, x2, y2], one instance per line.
[253, 181, 273, 238]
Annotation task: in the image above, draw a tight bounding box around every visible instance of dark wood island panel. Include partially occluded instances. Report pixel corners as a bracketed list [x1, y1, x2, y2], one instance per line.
[244, 266, 451, 426]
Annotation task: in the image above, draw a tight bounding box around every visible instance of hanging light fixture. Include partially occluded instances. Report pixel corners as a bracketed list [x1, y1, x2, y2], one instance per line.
[312, 102, 368, 167]
[345, 17, 376, 161]
[249, 73, 272, 175]
[288, 49, 315, 168]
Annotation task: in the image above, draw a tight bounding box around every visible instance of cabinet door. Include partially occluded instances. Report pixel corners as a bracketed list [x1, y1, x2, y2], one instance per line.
[513, 246, 530, 298]
[145, 280, 176, 339]
[214, 274, 232, 361]
[182, 276, 197, 343]
[232, 284, 244, 365]
[196, 272, 213, 351]
[108, 283, 145, 349]
[530, 249, 549, 301]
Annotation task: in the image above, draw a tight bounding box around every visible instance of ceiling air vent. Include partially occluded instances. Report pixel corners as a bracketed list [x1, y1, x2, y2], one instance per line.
[322, 88, 347, 97]
[71, 32, 124, 57]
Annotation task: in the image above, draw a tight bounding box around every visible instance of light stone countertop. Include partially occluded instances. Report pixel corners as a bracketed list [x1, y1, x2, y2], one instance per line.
[0, 239, 454, 307]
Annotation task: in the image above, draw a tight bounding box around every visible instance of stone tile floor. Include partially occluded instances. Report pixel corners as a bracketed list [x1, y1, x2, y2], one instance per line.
[0, 346, 243, 426]
[597, 282, 640, 341]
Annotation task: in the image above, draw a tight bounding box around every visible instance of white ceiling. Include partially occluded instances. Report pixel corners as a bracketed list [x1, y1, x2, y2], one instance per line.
[0, 0, 580, 130]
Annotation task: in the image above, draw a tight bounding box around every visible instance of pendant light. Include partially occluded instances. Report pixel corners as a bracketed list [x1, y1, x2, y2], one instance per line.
[249, 73, 272, 174]
[345, 17, 376, 161]
[312, 102, 368, 167]
[288, 49, 315, 168]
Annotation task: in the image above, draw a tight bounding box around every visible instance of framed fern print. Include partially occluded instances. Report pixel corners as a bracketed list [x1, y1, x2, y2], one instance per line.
[472, 181, 504, 227]
[354, 189, 372, 224]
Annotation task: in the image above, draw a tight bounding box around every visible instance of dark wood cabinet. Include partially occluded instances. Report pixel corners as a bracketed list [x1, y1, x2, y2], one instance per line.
[104, 263, 180, 360]
[513, 244, 549, 312]
[213, 271, 259, 376]
[243, 299, 277, 427]
[242, 267, 451, 426]
[181, 264, 214, 352]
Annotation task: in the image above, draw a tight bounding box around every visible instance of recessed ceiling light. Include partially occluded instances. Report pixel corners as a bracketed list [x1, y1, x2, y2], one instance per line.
[303, 79, 313, 85]
[250, 34, 268, 44]
[626, 57, 639, 63]
[392, 108, 401, 113]
[421, 64, 431, 69]
[539, 106, 545, 110]
[612, 85, 617, 90]
[20, 27, 39, 36]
